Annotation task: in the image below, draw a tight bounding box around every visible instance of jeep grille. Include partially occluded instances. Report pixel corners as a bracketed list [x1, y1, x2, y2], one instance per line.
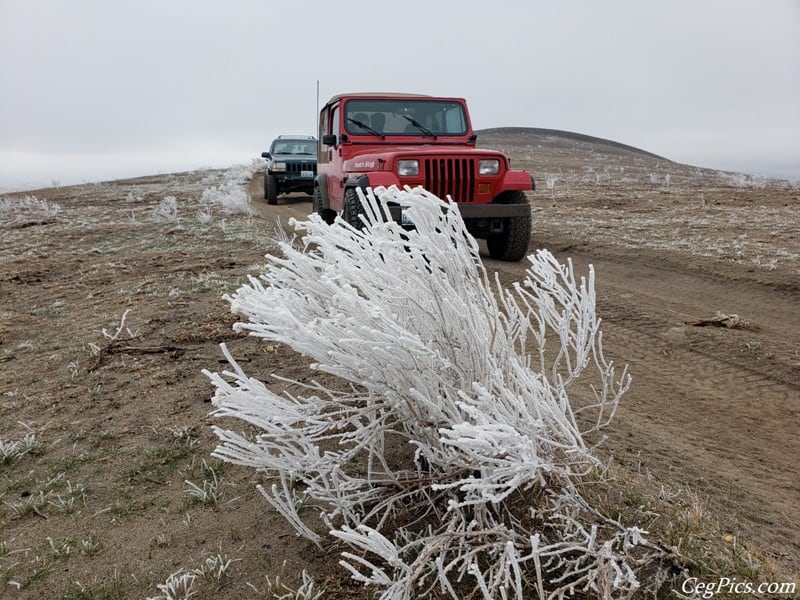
[423, 158, 475, 203]
[286, 162, 317, 174]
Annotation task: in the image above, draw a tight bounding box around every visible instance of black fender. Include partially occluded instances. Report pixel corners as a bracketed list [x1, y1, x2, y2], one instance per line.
[343, 175, 398, 222]
[344, 175, 370, 192]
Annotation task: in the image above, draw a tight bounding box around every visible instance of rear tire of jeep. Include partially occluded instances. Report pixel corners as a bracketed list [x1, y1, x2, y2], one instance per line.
[486, 190, 532, 261]
[314, 186, 336, 225]
[342, 188, 365, 229]
[265, 174, 279, 205]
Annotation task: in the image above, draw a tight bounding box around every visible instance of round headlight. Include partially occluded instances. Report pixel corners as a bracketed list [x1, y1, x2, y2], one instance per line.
[479, 159, 500, 176]
[397, 159, 419, 177]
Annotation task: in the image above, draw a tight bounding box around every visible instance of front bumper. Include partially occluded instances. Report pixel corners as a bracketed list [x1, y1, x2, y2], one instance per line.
[386, 202, 530, 221]
[271, 171, 316, 183]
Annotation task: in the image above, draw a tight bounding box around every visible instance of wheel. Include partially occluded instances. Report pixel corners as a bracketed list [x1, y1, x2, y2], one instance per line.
[342, 187, 365, 229]
[313, 186, 336, 225]
[486, 190, 531, 261]
[265, 174, 279, 205]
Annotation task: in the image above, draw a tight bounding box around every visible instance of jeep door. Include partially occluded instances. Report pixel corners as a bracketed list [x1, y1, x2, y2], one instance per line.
[320, 102, 345, 208]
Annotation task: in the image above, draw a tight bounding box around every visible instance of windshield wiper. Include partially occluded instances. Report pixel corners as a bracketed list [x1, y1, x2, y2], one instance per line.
[400, 115, 437, 138]
[346, 117, 384, 138]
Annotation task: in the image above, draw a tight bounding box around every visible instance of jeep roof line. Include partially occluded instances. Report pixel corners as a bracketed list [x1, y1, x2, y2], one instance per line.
[260, 135, 318, 205]
[313, 92, 535, 261]
[274, 134, 316, 140]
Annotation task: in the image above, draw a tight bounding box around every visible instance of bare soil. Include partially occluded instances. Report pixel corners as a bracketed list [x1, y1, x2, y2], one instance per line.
[1, 130, 798, 598]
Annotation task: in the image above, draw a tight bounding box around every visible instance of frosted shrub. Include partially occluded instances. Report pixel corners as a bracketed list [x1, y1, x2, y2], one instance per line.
[152, 196, 179, 223]
[545, 174, 559, 199]
[226, 158, 263, 185]
[196, 204, 213, 224]
[720, 171, 769, 189]
[201, 182, 251, 215]
[206, 186, 666, 598]
[200, 162, 259, 215]
[0, 195, 61, 223]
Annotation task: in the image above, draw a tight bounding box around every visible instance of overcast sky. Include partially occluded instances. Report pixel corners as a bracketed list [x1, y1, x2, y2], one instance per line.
[1, 0, 798, 190]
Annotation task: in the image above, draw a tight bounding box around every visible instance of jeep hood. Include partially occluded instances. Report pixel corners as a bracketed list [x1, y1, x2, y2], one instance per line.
[271, 153, 316, 161]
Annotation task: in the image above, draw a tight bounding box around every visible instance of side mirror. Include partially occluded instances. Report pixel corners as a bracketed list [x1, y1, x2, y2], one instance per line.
[322, 134, 337, 146]
[261, 151, 271, 159]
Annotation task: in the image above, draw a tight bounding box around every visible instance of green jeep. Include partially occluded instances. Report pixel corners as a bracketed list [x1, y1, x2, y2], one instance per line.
[260, 135, 318, 205]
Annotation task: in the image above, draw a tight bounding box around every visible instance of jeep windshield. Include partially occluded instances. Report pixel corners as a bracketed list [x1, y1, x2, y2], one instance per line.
[271, 141, 316, 155]
[344, 99, 467, 136]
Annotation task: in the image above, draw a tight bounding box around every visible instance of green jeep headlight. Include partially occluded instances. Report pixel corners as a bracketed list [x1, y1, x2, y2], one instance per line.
[272, 162, 286, 172]
[398, 159, 419, 177]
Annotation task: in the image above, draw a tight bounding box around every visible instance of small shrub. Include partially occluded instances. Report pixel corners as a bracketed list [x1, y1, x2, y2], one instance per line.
[152, 196, 179, 223]
[205, 186, 673, 598]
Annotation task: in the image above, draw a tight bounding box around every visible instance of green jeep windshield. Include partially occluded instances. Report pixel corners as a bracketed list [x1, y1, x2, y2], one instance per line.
[344, 99, 467, 136]
[271, 140, 316, 155]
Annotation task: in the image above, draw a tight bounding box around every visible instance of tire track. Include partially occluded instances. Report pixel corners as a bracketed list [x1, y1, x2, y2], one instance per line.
[600, 315, 800, 565]
[488, 247, 800, 570]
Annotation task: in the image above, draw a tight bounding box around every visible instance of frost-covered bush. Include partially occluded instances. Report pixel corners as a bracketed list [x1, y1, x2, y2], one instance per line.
[0, 195, 61, 224]
[200, 161, 260, 215]
[152, 196, 179, 222]
[545, 174, 559, 199]
[201, 182, 251, 215]
[206, 186, 667, 598]
[196, 204, 213, 224]
[719, 171, 770, 189]
[226, 158, 263, 185]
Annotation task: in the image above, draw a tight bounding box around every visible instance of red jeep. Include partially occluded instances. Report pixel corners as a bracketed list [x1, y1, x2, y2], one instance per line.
[313, 93, 535, 261]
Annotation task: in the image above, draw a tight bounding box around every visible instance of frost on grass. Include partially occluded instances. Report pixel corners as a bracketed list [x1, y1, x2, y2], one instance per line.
[0, 195, 61, 226]
[205, 186, 669, 598]
[0, 432, 40, 464]
[147, 554, 238, 600]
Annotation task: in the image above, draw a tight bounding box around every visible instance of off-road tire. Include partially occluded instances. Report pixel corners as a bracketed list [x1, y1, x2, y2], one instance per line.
[342, 188, 366, 229]
[314, 186, 336, 225]
[265, 174, 279, 205]
[486, 190, 531, 261]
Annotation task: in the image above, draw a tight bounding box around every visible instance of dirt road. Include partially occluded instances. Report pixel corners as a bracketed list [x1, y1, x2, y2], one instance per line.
[248, 154, 800, 575]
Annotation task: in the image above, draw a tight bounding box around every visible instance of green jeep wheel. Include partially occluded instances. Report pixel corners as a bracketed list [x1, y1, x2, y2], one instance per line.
[265, 174, 279, 205]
